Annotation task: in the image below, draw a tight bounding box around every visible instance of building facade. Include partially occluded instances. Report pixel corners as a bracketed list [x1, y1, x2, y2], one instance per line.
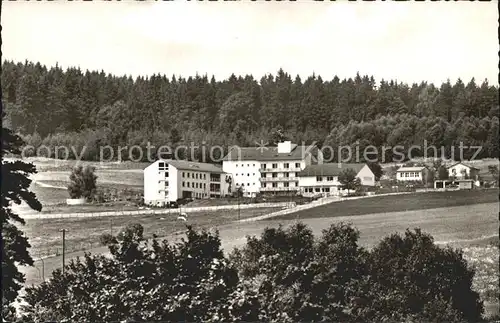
[143, 159, 231, 206]
[396, 166, 428, 182]
[222, 141, 320, 197]
[447, 162, 480, 180]
[298, 163, 375, 196]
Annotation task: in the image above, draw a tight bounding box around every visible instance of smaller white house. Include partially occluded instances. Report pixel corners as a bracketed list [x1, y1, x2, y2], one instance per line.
[396, 166, 428, 182]
[144, 159, 232, 206]
[297, 163, 375, 197]
[447, 162, 480, 180]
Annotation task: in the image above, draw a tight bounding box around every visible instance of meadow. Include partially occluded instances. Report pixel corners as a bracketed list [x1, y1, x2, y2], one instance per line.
[272, 189, 499, 221]
[24, 207, 283, 260]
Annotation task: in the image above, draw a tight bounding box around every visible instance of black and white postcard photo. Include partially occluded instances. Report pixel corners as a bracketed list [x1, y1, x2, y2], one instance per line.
[1, 1, 498, 322]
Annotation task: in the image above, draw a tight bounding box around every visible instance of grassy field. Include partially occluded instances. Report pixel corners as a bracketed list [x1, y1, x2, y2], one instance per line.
[22, 201, 498, 317]
[24, 207, 283, 259]
[270, 189, 499, 221]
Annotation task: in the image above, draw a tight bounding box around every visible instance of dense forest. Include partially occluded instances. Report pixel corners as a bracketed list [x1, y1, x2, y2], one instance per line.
[1, 60, 498, 162]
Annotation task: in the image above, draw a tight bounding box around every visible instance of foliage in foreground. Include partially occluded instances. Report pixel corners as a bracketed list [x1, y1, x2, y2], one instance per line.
[1, 122, 42, 321]
[19, 222, 484, 322]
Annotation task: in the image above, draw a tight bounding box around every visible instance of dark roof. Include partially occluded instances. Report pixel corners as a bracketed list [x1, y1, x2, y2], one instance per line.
[222, 145, 316, 161]
[446, 162, 480, 170]
[298, 163, 367, 177]
[161, 159, 225, 173]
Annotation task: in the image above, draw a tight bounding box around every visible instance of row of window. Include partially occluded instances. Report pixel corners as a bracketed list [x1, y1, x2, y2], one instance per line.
[304, 187, 331, 193]
[316, 176, 336, 182]
[235, 172, 297, 178]
[264, 182, 296, 188]
[235, 163, 257, 168]
[182, 182, 207, 189]
[234, 163, 302, 169]
[399, 172, 421, 178]
[186, 192, 223, 199]
[261, 162, 301, 169]
[182, 172, 207, 180]
[236, 182, 257, 187]
[263, 172, 296, 178]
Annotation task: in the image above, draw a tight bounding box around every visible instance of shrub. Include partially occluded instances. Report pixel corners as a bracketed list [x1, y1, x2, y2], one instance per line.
[366, 228, 484, 322]
[99, 233, 117, 246]
[19, 223, 485, 322]
[21, 224, 241, 322]
[67, 165, 97, 201]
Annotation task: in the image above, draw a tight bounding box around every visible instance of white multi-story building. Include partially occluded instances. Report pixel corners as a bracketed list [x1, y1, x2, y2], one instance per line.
[143, 159, 232, 206]
[297, 163, 375, 196]
[222, 141, 321, 197]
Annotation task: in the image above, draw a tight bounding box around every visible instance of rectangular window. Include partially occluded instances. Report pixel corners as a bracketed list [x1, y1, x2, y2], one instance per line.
[316, 176, 323, 182]
[187, 182, 190, 188]
[182, 172, 185, 178]
[182, 182, 185, 187]
[284, 163, 289, 168]
[315, 188, 321, 192]
[272, 183, 277, 188]
[284, 172, 289, 178]
[187, 173, 190, 178]
[295, 163, 300, 168]
[262, 164, 266, 169]
[327, 176, 333, 181]
[272, 163, 278, 169]
[272, 173, 277, 178]
[284, 182, 289, 187]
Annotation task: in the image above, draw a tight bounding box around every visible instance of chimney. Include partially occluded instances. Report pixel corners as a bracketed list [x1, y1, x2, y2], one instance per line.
[277, 141, 292, 154]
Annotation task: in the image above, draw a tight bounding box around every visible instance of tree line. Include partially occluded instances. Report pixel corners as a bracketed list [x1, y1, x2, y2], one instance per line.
[2, 60, 499, 162]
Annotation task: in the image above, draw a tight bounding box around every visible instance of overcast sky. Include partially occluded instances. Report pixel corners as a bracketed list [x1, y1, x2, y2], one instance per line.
[3, 1, 498, 85]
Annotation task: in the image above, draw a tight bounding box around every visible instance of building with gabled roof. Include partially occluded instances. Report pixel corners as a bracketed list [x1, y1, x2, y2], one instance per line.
[297, 163, 375, 196]
[446, 162, 480, 180]
[143, 159, 231, 206]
